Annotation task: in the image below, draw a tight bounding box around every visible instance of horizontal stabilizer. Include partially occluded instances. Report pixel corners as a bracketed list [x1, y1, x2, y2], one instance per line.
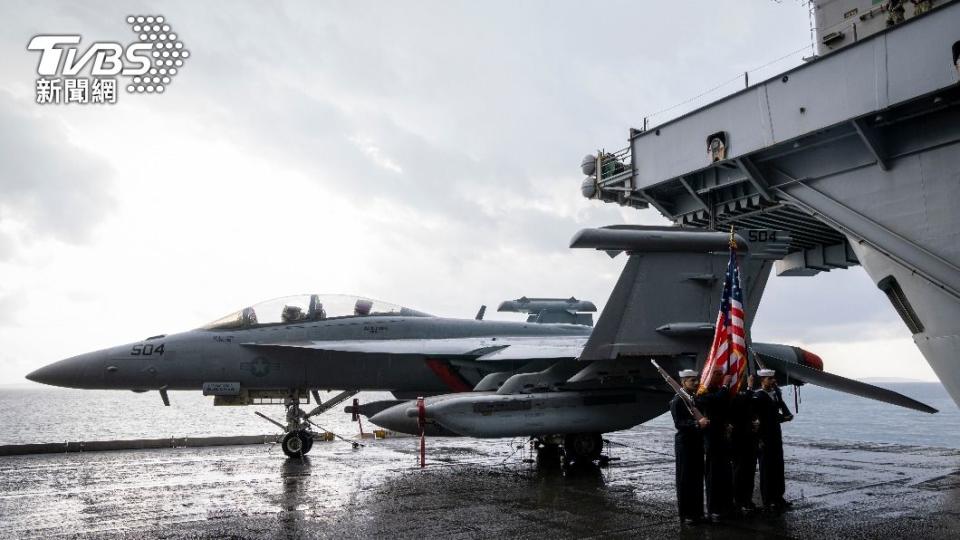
[758, 351, 938, 414]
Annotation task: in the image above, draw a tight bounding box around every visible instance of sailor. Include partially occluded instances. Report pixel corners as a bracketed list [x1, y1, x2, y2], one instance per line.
[753, 369, 794, 510]
[670, 369, 709, 525]
[696, 369, 736, 519]
[731, 374, 759, 511]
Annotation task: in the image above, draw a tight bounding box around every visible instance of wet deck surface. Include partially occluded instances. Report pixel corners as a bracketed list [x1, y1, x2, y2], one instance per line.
[2, 426, 959, 539]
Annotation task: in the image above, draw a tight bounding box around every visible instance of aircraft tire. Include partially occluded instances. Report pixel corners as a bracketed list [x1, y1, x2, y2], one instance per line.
[301, 432, 314, 454]
[281, 431, 305, 458]
[564, 432, 603, 462]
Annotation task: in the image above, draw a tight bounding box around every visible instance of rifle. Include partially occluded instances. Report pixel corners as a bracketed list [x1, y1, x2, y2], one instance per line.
[651, 360, 705, 422]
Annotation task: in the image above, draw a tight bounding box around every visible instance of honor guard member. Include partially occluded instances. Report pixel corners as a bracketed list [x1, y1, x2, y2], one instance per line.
[670, 369, 709, 525]
[753, 369, 794, 510]
[731, 375, 760, 511]
[696, 369, 736, 519]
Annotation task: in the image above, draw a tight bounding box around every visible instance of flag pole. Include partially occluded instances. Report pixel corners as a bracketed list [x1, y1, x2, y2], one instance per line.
[728, 225, 738, 390]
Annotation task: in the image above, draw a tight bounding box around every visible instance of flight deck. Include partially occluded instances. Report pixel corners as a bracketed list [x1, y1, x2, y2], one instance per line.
[2, 426, 958, 539]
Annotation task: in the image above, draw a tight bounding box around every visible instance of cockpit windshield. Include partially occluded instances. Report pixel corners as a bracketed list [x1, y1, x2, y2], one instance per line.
[200, 294, 432, 330]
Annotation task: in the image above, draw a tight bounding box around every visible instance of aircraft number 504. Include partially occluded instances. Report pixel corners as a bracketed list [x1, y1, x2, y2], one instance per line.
[747, 230, 777, 242]
[130, 343, 165, 356]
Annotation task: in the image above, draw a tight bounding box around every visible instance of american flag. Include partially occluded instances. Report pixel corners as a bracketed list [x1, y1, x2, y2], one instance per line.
[698, 235, 748, 395]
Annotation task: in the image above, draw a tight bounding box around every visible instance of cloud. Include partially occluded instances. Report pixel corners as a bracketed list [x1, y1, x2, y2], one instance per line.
[3, 0, 931, 384]
[349, 135, 404, 174]
[753, 267, 908, 344]
[0, 91, 115, 258]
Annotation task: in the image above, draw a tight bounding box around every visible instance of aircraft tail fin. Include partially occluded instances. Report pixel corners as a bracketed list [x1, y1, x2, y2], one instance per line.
[571, 225, 787, 362]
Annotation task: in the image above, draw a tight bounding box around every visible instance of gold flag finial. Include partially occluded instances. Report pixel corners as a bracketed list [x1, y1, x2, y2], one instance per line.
[728, 225, 737, 249]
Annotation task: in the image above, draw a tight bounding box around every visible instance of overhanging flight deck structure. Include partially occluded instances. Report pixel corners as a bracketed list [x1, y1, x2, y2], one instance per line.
[581, 1, 960, 404]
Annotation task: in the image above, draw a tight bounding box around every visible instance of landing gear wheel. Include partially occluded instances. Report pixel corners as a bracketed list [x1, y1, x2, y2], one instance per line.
[534, 442, 563, 470]
[564, 433, 603, 463]
[301, 432, 314, 454]
[281, 430, 306, 458]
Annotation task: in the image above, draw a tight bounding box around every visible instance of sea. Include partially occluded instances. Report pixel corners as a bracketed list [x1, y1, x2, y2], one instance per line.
[1, 383, 957, 448]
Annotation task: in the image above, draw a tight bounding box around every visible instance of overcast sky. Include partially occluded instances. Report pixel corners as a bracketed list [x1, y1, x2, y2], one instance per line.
[0, 0, 938, 384]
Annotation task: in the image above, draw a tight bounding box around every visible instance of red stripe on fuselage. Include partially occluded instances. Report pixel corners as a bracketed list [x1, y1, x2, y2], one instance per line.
[425, 358, 473, 392]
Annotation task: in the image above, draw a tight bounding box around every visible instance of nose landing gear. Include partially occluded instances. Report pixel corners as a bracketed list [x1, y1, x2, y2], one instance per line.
[280, 396, 315, 458]
[280, 429, 314, 458]
[256, 390, 363, 459]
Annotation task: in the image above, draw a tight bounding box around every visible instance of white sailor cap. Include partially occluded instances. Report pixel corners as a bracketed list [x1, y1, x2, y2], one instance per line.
[678, 369, 698, 378]
[757, 369, 776, 378]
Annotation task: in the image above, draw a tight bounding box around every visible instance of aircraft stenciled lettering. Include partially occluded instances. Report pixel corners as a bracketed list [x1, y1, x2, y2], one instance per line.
[213, 335, 233, 343]
[747, 230, 777, 243]
[130, 343, 164, 356]
[363, 325, 388, 334]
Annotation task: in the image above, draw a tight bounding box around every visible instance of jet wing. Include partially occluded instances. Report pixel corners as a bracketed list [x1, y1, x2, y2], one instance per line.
[241, 336, 587, 361]
[758, 350, 938, 414]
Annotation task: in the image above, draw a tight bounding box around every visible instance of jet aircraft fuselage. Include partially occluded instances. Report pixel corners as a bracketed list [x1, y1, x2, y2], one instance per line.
[27, 294, 590, 394]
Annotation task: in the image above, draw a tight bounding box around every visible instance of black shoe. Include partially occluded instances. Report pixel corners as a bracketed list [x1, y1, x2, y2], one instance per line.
[740, 502, 758, 511]
[774, 499, 793, 510]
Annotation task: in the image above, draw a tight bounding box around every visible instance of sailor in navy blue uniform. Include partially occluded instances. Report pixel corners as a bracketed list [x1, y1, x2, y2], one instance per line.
[696, 369, 736, 519]
[753, 368, 794, 510]
[731, 374, 759, 511]
[670, 369, 709, 524]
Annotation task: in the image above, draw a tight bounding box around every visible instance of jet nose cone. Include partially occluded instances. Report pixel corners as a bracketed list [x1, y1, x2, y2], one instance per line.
[24, 368, 42, 383]
[25, 354, 97, 388]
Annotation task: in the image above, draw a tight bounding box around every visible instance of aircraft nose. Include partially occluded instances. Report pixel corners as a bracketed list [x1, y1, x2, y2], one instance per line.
[26, 352, 100, 388]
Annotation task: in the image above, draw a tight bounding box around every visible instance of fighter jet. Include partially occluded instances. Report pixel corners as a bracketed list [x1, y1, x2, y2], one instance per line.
[26, 226, 936, 461]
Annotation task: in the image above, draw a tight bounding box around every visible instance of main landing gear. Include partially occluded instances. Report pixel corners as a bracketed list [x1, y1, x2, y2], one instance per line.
[563, 433, 604, 463]
[533, 432, 606, 467]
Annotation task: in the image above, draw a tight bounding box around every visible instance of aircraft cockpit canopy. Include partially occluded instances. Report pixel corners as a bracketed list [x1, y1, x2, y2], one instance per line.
[201, 294, 432, 330]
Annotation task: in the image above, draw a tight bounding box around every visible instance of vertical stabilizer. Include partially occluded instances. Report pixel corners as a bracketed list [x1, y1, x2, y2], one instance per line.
[570, 226, 784, 362]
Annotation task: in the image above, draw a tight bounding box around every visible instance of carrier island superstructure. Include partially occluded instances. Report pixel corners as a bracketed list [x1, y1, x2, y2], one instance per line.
[581, 0, 960, 404]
